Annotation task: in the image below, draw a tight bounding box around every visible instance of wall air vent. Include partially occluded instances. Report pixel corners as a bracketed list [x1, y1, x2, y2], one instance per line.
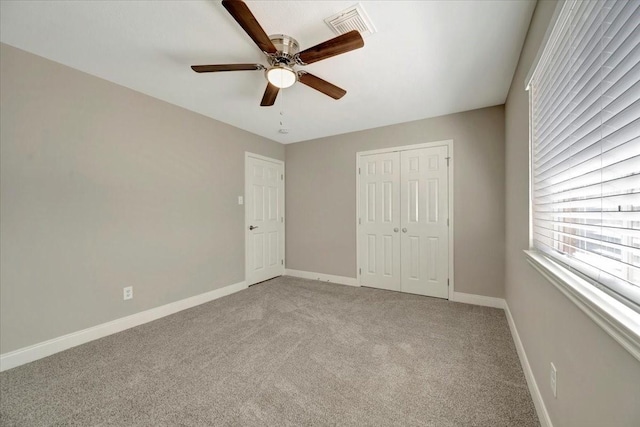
[324, 3, 377, 38]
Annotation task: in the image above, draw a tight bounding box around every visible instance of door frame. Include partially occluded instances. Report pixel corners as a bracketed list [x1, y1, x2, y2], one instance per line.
[244, 152, 285, 286]
[355, 139, 454, 300]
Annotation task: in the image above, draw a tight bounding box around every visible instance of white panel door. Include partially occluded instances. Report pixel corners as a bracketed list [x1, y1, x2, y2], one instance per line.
[400, 146, 449, 298]
[246, 154, 284, 286]
[358, 152, 401, 291]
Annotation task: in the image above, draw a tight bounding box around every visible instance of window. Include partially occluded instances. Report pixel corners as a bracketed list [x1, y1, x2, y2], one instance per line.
[528, 0, 640, 310]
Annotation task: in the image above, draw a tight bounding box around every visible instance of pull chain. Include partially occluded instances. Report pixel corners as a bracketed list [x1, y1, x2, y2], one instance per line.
[278, 88, 289, 134]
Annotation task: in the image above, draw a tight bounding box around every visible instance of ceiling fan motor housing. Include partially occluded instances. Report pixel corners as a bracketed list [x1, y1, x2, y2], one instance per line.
[268, 34, 300, 66]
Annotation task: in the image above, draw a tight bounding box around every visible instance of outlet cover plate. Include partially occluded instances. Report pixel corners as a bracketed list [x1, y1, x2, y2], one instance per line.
[123, 286, 133, 300]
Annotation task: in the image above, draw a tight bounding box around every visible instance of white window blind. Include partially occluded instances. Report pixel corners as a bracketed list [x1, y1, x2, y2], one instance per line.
[529, 0, 640, 309]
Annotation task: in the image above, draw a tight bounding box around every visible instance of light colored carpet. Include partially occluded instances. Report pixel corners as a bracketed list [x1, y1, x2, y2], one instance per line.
[0, 276, 538, 426]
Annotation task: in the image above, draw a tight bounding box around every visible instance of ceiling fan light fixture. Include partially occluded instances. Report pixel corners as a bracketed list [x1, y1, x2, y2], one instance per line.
[192, 2, 364, 106]
[266, 65, 296, 89]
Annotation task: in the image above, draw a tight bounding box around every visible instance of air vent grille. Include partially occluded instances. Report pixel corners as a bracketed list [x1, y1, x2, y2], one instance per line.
[324, 3, 376, 37]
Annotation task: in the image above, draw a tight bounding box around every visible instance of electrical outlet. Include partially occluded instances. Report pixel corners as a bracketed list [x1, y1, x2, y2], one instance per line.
[550, 362, 557, 398]
[123, 286, 133, 301]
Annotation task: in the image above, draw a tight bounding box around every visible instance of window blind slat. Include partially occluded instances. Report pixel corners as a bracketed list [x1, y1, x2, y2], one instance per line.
[534, 228, 640, 270]
[533, 0, 598, 100]
[535, 150, 640, 197]
[535, 132, 639, 193]
[534, 210, 640, 228]
[534, 115, 640, 183]
[534, 99, 640, 177]
[534, 0, 638, 117]
[534, 225, 640, 256]
[533, 0, 607, 115]
[536, 173, 640, 205]
[534, 61, 640, 166]
[534, 42, 640, 167]
[534, 11, 639, 161]
[534, 240, 639, 292]
[534, 219, 640, 241]
[534, 191, 640, 211]
[533, 234, 640, 274]
[533, 1, 638, 153]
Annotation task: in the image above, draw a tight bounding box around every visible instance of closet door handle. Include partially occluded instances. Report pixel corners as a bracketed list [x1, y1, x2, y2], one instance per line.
[394, 228, 399, 233]
[402, 228, 407, 233]
[249, 225, 259, 230]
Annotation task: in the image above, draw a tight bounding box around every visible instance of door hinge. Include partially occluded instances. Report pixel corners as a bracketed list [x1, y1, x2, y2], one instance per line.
[358, 218, 362, 225]
[447, 279, 450, 287]
[281, 216, 284, 223]
[447, 218, 449, 226]
[446, 157, 450, 167]
[281, 174, 284, 180]
[359, 268, 361, 275]
[281, 259, 284, 265]
[358, 167, 361, 175]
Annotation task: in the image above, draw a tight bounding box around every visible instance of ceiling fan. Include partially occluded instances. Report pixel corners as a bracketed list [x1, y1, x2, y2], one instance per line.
[191, 0, 365, 106]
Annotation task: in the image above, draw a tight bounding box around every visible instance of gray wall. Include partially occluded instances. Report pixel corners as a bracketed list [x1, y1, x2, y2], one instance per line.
[504, 2, 640, 426]
[285, 106, 505, 298]
[0, 43, 284, 354]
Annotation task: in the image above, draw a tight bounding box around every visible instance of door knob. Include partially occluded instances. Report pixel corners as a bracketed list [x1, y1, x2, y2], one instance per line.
[249, 225, 259, 230]
[394, 228, 399, 233]
[402, 228, 407, 233]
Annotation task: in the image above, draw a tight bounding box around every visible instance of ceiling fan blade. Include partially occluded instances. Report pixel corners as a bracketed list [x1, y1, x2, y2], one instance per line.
[296, 30, 364, 65]
[298, 72, 346, 100]
[191, 64, 264, 73]
[222, 0, 277, 54]
[260, 83, 279, 106]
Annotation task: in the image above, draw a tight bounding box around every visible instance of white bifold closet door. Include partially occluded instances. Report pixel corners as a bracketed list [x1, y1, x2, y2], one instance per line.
[359, 146, 449, 298]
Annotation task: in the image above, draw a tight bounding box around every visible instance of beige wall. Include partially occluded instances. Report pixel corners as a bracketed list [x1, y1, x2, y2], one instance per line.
[504, 2, 640, 426]
[285, 105, 505, 298]
[0, 43, 284, 354]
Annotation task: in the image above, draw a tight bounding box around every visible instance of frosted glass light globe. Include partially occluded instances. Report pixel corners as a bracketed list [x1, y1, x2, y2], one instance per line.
[266, 66, 296, 88]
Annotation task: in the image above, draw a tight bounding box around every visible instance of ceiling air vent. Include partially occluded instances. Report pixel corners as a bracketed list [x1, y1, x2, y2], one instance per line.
[324, 3, 377, 38]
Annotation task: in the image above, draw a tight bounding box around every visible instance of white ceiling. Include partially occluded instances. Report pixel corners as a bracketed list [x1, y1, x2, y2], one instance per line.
[0, 0, 536, 144]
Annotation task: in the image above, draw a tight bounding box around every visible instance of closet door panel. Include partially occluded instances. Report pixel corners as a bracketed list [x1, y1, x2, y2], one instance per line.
[358, 152, 401, 291]
[400, 146, 449, 298]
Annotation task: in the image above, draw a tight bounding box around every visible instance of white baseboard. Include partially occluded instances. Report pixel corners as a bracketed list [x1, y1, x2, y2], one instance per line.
[285, 269, 359, 287]
[504, 302, 553, 427]
[450, 291, 505, 309]
[0, 280, 247, 372]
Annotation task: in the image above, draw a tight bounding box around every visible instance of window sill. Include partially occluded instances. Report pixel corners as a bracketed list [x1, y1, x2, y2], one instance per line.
[524, 250, 640, 362]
